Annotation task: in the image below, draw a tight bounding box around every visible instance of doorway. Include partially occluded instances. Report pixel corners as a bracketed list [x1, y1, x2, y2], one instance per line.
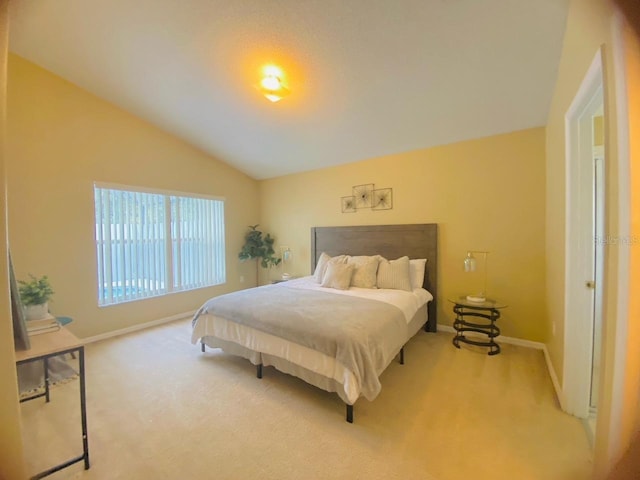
[563, 49, 605, 445]
[590, 111, 605, 434]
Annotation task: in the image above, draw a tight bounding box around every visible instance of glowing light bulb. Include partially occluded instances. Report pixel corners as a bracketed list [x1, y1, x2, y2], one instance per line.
[260, 75, 281, 91]
[258, 65, 290, 102]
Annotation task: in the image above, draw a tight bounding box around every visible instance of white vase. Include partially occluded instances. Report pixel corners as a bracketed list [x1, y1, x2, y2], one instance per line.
[24, 302, 49, 321]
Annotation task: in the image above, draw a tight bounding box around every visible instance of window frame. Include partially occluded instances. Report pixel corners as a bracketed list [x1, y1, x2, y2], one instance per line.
[93, 182, 226, 307]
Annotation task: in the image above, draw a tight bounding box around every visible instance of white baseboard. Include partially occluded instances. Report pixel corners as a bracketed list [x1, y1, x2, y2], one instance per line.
[542, 343, 566, 411]
[83, 310, 196, 344]
[437, 325, 565, 409]
[437, 324, 544, 349]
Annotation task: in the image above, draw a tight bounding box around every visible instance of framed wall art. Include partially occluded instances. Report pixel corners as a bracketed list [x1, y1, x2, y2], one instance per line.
[352, 184, 374, 209]
[341, 183, 394, 213]
[10, 252, 30, 351]
[341, 196, 356, 213]
[372, 188, 393, 210]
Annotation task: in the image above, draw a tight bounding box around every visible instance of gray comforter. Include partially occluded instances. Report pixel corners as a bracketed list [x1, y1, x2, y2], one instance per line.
[193, 284, 408, 401]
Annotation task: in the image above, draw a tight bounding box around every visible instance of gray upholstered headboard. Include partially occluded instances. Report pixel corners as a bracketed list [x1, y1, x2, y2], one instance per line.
[310, 224, 438, 332]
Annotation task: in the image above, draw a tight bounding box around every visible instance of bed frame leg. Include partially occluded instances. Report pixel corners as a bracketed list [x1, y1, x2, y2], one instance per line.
[201, 342, 205, 353]
[424, 318, 436, 333]
[257, 364, 263, 379]
[346, 404, 353, 423]
[400, 347, 404, 365]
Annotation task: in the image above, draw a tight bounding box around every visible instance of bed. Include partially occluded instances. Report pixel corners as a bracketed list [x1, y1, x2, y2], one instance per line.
[191, 224, 438, 422]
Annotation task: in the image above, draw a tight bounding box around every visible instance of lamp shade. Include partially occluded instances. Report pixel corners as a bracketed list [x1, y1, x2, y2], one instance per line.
[463, 252, 476, 272]
[463, 250, 489, 303]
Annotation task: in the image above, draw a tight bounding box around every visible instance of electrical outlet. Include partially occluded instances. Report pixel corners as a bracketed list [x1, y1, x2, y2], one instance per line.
[552, 321, 556, 336]
[240, 275, 245, 283]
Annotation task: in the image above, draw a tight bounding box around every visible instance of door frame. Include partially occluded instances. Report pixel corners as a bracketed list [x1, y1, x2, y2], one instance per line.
[563, 48, 604, 418]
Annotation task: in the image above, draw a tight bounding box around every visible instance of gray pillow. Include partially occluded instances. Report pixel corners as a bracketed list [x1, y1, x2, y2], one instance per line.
[347, 255, 379, 289]
[376, 256, 412, 291]
[320, 262, 355, 290]
[313, 253, 347, 283]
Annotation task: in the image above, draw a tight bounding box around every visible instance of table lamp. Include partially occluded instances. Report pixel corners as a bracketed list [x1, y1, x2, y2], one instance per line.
[464, 250, 489, 303]
[281, 247, 292, 280]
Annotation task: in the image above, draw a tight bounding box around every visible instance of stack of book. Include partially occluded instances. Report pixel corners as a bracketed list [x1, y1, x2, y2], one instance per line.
[26, 314, 61, 336]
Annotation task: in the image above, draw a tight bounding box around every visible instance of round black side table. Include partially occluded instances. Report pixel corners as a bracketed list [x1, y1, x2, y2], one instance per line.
[449, 297, 507, 355]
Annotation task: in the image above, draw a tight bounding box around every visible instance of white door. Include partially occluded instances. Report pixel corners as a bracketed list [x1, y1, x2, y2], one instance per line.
[563, 49, 605, 425]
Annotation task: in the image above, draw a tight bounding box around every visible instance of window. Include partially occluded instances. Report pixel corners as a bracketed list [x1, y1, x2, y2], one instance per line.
[94, 184, 225, 306]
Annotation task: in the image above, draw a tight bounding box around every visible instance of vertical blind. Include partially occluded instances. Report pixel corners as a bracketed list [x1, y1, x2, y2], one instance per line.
[171, 195, 225, 292]
[94, 184, 225, 306]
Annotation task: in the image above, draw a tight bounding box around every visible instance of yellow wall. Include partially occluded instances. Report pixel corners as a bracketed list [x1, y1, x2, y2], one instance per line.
[0, 2, 28, 479]
[612, 18, 640, 476]
[595, 115, 605, 146]
[627, 11, 640, 436]
[544, 0, 640, 476]
[260, 128, 547, 341]
[6, 55, 260, 338]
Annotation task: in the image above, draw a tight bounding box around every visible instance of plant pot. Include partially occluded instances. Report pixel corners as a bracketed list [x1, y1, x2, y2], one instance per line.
[24, 302, 49, 321]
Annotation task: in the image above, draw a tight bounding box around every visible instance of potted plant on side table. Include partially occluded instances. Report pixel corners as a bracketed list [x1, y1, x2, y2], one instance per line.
[18, 274, 54, 320]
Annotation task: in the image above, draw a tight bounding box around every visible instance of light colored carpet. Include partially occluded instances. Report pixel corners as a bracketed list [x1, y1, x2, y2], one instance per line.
[20, 319, 593, 479]
[17, 355, 78, 398]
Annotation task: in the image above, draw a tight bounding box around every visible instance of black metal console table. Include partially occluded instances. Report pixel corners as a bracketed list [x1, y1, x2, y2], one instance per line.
[16, 327, 90, 479]
[450, 297, 507, 356]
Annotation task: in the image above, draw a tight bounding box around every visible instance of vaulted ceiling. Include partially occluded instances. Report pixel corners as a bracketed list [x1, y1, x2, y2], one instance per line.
[9, 0, 569, 180]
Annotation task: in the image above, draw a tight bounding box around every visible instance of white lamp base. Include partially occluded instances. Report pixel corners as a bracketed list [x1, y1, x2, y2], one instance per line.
[466, 295, 486, 303]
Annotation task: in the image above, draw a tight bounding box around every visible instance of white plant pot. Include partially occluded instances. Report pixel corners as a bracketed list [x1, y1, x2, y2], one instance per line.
[24, 302, 49, 321]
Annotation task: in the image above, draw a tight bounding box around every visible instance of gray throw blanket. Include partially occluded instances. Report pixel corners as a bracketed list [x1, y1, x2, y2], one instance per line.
[193, 284, 408, 401]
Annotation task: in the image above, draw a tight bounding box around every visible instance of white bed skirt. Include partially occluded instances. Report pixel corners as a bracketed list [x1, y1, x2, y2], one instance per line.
[195, 304, 428, 405]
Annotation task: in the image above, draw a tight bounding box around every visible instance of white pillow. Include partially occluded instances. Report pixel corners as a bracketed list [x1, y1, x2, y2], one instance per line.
[321, 262, 355, 290]
[376, 256, 412, 291]
[409, 258, 427, 290]
[347, 256, 379, 289]
[313, 253, 347, 283]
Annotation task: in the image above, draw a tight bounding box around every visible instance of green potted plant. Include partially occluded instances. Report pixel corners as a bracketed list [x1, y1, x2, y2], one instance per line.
[238, 225, 281, 284]
[18, 274, 54, 320]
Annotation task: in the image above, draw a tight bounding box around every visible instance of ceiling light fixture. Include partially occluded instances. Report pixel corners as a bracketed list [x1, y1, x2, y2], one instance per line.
[259, 66, 290, 103]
